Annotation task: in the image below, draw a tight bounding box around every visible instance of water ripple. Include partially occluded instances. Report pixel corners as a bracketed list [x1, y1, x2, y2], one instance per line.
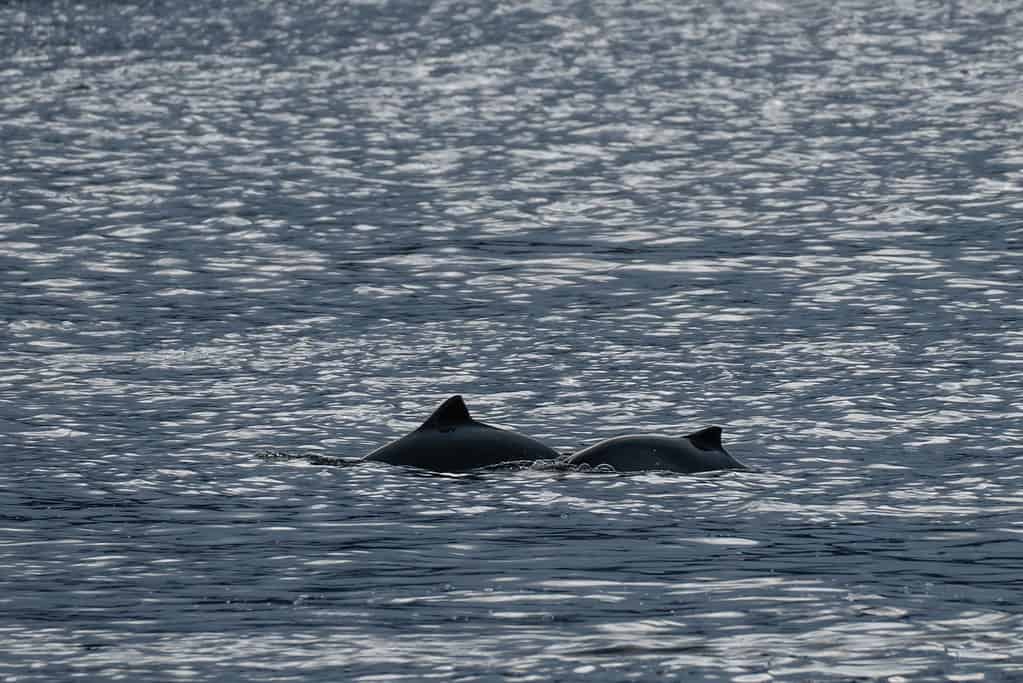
[3, 0, 1023, 680]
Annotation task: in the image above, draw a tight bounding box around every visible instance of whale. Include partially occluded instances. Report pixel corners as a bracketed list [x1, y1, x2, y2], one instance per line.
[561, 427, 745, 473]
[363, 395, 559, 472]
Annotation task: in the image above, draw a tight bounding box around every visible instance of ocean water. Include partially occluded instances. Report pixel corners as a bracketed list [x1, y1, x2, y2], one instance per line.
[2, 0, 1022, 680]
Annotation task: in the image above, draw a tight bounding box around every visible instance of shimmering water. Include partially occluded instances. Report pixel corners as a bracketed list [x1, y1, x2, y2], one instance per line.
[2, 0, 1022, 680]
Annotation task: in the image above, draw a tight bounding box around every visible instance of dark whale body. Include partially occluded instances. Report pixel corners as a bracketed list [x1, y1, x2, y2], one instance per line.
[563, 427, 744, 473]
[365, 395, 558, 473]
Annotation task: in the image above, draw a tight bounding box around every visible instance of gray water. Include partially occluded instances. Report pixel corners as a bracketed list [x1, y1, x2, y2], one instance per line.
[2, 0, 1022, 680]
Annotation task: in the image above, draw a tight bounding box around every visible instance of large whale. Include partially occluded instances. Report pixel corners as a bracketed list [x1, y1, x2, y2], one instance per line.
[561, 427, 745, 473]
[363, 395, 559, 472]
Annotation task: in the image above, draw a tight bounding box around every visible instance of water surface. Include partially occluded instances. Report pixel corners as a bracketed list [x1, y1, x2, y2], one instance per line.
[2, 0, 1022, 680]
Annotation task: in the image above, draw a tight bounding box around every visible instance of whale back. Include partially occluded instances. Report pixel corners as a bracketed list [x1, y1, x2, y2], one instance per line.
[366, 395, 559, 472]
[566, 427, 744, 473]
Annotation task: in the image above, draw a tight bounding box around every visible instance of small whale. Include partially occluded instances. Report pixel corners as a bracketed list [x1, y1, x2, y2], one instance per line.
[562, 427, 745, 473]
[364, 395, 559, 472]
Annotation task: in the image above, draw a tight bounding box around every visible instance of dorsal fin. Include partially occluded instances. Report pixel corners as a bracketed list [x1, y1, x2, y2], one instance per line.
[686, 426, 723, 451]
[417, 395, 473, 432]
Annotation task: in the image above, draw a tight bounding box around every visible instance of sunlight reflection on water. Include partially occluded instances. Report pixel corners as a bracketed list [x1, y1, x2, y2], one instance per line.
[3, 0, 1023, 680]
